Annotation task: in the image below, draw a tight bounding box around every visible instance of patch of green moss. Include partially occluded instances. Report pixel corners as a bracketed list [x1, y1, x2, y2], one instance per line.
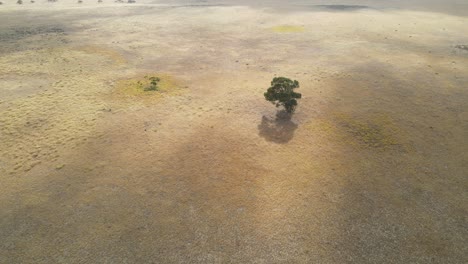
[335, 113, 399, 148]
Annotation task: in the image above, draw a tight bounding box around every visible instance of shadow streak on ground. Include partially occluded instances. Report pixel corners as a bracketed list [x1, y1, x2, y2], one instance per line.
[0, 115, 267, 262]
[298, 59, 468, 262]
[0, 7, 159, 55]
[165, 0, 468, 16]
[0, 23, 70, 55]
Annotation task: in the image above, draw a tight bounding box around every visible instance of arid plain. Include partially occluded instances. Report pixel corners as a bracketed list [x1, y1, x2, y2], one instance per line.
[1, 0, 467, 263]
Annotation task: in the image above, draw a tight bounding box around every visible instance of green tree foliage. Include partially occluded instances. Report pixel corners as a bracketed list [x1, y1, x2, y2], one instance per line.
[264, 77, 302, 114]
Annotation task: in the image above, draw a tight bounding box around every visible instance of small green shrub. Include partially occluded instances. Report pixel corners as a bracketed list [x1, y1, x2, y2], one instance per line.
[142, 76, 161, 91]
[264, 77, 302, 114]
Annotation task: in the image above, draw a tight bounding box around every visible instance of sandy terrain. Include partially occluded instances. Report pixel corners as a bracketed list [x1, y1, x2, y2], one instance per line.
[1, 0, 467, 263]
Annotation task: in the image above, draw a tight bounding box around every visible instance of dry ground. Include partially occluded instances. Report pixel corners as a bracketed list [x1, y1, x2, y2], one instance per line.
[0, 1, 467, 263]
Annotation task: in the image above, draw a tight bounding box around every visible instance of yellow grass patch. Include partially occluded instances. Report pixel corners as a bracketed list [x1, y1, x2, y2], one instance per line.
[114, 73, 183, 101]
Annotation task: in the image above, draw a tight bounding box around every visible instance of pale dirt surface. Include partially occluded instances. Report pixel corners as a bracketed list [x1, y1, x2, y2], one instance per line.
[1, 1, 468, 263]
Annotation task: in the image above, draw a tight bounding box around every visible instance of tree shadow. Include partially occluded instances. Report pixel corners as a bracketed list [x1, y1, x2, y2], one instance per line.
[257, 110, 298, 144]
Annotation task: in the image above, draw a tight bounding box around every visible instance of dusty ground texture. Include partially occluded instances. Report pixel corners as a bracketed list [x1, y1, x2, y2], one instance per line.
[1, 0, 467, 263]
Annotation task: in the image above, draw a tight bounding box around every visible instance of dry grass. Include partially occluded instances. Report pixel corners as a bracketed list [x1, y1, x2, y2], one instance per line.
[0, 2, 467, 263]
[271, 25, 305, 33]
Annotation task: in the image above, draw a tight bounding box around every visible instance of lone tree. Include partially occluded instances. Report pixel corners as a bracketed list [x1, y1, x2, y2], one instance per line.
[264, 77, 302, 114]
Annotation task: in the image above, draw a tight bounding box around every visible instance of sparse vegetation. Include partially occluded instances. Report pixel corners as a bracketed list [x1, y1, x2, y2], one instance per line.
[137, 76, 161, 91]
[77, 0, 82, 3]
[17, 0, 23, 4]
[128, 0, 135, 3]
[115, 74, 181, 99]
[264, 77, 302, 114]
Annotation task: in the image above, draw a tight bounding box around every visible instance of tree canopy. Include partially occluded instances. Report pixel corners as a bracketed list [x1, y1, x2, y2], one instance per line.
[264, 77, 302, 114]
